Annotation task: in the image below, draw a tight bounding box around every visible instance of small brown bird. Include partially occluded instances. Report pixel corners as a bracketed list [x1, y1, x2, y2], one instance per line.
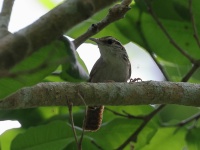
[84, 36, 131, 131]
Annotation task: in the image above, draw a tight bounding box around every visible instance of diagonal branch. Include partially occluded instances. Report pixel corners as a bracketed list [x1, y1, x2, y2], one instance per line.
[73, 0, 132, 49]
[188, 0, 200, 49]
[105, 107, 145, 119]
[0, 0, 15, 38]
[144, 0, 195, 64]
[182, 63, 199, 82]
[0, 0, 116, 71]
[162, 112, 200, 128]
[116, 104, 165, 150]
[136, 11, 169, 80]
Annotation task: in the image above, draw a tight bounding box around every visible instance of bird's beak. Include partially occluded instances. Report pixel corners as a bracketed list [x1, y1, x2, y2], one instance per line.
[89, 38, 100, 44]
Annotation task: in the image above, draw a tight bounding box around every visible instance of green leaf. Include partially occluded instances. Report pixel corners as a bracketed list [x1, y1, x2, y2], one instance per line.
[64, 137, 97, 150]
[11, 121, 77, 150]
[85, 118, 142, 149]
[103, 105, 154, 122]
[0, 106, 72, 127]
[0, 37, 89, 99]
[159, 105, 200, 124]
[0, 108, 45, 127]
[141, 127, 187, 150]
[134, 123, 158, 149]
[186, 127, 200, 150]
[0, 128, 25, 150]
[0, 41, 66, 99]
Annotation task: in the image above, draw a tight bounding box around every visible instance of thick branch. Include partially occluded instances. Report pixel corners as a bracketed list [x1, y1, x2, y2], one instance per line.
[0, 0, 116, 70]
[0, 81, 200, 109]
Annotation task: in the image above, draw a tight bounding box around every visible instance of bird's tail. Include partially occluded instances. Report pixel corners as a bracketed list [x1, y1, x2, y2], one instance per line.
[84, 105, 104, 131]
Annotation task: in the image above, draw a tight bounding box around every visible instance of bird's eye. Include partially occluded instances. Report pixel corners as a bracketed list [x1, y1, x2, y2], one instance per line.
[107, 39, 113, 44]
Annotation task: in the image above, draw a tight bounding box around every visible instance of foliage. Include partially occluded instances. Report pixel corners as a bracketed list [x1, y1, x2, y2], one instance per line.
[1, 0, 200, 150]
[0, 36, 88, 99]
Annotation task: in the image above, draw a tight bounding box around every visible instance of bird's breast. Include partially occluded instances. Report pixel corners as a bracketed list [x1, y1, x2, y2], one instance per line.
[90, 61, 130, 82]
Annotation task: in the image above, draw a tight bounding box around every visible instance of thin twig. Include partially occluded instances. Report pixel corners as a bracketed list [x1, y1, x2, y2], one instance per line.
[116, 104, 166, 150]
[105, 107, 144, 119]
[149, 53, 169, 80]
[66, 96, 79, 149]
[162, 112, 200, 127]
[91, 140, 104, 150]
[188, 0, 200, 48]
[73, 0, 131, 49]
[177, 112, 200, 127]
[77, 92, 88, 150]
[181, 63, 199, 82]
[144, 0, 195, 64]
[136, 11, 169, 81]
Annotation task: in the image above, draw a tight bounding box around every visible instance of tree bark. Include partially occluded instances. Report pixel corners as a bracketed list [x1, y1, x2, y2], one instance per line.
[1, 81, 200, 109]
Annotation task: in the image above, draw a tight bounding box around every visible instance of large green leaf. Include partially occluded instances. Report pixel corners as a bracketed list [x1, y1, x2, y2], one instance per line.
[0, 128, 25, 150]
[0, 107, 66, 127]
[186, 127, 200, 150]
[64, 137, 98, 150]
[158, 105, 200, 124]
[0, 41, 65, 99]
[142, 127, 187, 150]
[11, 121, 76, 150]
[87, 118, 142, 149]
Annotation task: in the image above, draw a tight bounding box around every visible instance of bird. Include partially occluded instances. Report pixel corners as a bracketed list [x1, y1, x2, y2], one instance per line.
[84, 36, 131, 131]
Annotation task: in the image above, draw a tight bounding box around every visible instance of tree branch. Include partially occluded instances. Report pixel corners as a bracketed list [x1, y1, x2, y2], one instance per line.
[0, 0, 15, 37]
[162, 112, 200, 127]
[1, 81, 200, 109]
[116, 104, 165, 150]
[73, 0, 131, 49]
[182, 63, 199, 82]
[0, 0, 116, 70]
[105, 107, 145, 119]
[144, 0, 195, 64]
[189, 0, 200, 49]
[66, 97, 79, 149]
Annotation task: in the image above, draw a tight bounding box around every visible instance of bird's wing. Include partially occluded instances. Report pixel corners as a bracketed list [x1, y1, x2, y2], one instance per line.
[88, 57, 105, 82]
